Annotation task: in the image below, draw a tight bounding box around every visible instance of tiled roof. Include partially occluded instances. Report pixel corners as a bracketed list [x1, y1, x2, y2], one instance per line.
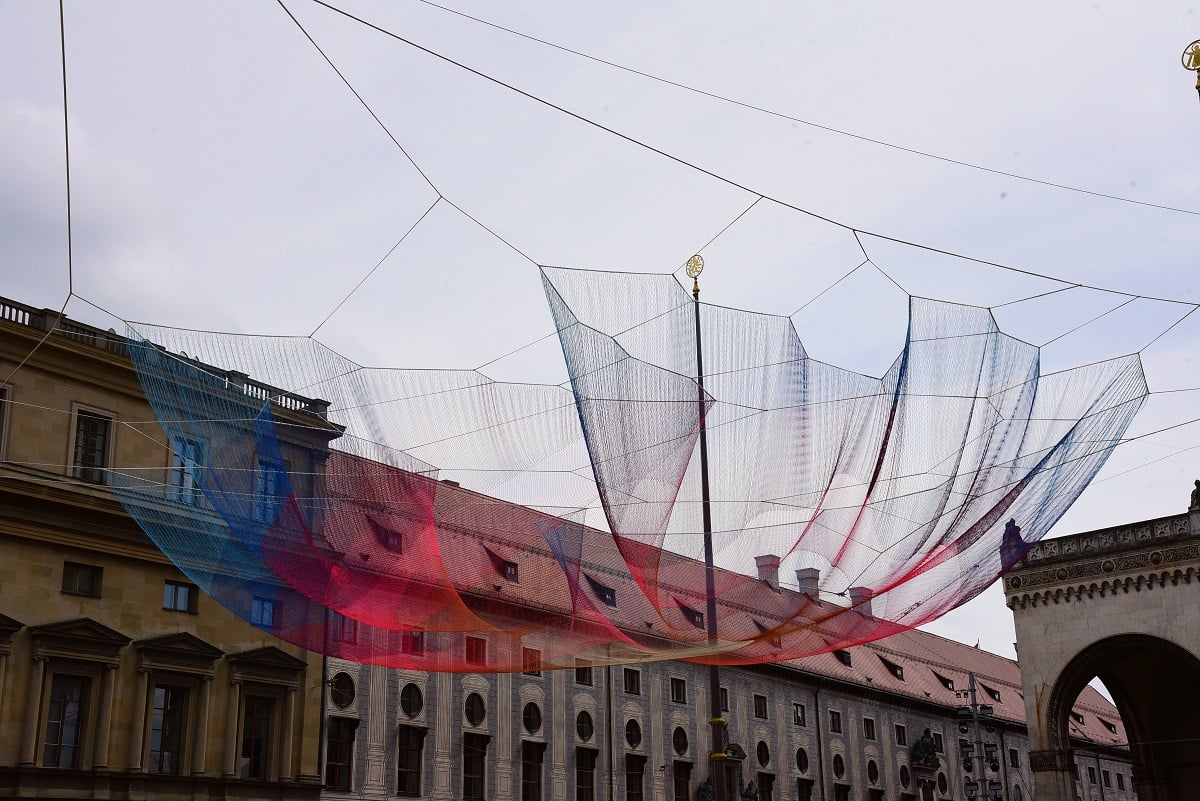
[329, 469, 1127, 747]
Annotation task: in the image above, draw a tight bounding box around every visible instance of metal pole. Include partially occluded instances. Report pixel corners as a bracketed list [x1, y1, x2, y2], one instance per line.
[691, 262, 727, 801]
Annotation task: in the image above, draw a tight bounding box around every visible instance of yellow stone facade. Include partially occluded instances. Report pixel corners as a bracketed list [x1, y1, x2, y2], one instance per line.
[0, 298, 330, 800]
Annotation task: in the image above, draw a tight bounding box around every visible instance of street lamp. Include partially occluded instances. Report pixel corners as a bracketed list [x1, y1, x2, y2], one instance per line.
[957, 673, 1005, 800]
[687, 254, 730, 801]
[1182, 40, 1200, 101]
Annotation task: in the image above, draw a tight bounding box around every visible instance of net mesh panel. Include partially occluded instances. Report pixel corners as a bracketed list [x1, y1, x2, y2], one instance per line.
[110, 267, 1147, 671]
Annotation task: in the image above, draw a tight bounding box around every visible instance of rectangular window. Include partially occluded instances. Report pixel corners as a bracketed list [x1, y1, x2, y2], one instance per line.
[62, 561, 102, 597]
[503, 561, 519, 582]
[753, 694, 768, 719]
[465, 636, 487, 667]
[828, 710, 842, 733]
[397, 725, 425, 796]
[863, 717, 876, 740]
[1088, 765, 1097, 784]
[522, 741, 545, 801]
[895, 724, 907, 746]
[251, 596, 278, 628]
[834, 785, 850, 801]
[623, 668, 641, 695]
[720, 687, 729, 712]
[1009, 748, 1020, 768]
[792, 703, 806, 726]
[1102, 770, 1111, 788]
[240, 694, 274, 779]
[1117, 773, 1125, 790]
[463, 733, 488, 801]
[670, 677, 687, 704]
[797, 779, 814, 801]
[576, 748, 597, 801]
[163, 579, 198, 613]
[325, 717, 357, 791]
[73, 410, 111, 483]
[0, 385, 9, 458]
[148, 685, 188, 774]
[331, 611, 357, 644]
[757, 773, 775, 801]
[626, 755, 646, 801]
[932, 732, 944, 753]
[672, 761, 691, 801]
[575, 662, 593, 686]
[169, 437, 205, 505]
[523, 647, 542, 676]
[254, 458, 285, 522]
[401, 631, 425, 656]
[43, 674, 89, 768]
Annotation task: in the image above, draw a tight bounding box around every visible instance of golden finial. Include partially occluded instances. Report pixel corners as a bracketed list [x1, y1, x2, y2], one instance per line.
[685, 254, 705, 298]
[1182, 40, 1200, 101]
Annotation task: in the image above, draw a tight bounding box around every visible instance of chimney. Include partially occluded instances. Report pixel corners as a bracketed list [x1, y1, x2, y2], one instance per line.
[849, 586, 874, 618]
[755, 554, 781, 590]
[795, 568, 820, 596]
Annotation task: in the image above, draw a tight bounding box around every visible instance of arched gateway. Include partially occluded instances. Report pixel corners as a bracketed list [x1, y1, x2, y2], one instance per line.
[1006, 498, 1200, 801]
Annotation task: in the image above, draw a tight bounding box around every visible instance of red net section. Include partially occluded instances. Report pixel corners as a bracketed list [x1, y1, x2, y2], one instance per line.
[110, 267, 1147, 671]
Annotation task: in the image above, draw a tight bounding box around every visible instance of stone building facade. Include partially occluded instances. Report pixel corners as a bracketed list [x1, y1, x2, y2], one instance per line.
[0, 297, 332, 800]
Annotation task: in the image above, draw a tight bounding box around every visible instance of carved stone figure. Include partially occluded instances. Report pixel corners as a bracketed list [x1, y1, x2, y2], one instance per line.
[1190, 479, 1200, 510]
[911, 728, 939, 768]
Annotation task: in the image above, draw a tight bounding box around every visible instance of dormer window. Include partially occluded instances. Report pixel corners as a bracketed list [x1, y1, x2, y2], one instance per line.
[676, 599, 704, 628]
[834, 650, 852, 667]
[879, 655, 904, 681]
[503, 561, 518, 582]
[982, 684, 1001, 702]
[933, 671, 955, 691]
[584, 574, 616, 607]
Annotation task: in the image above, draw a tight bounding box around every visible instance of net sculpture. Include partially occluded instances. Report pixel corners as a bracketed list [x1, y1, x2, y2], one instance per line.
[111, 267, 1148, 671]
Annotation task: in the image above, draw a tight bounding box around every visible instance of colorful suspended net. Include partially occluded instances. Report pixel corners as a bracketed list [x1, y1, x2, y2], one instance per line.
[110, 267, 1147, 671]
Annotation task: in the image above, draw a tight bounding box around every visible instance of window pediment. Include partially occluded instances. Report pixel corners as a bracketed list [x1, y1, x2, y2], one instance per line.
[0, 612, 23, 653]
[135, 632, 224, 673]
[28, 617, 130, 660]
[227, 645, 307, 686]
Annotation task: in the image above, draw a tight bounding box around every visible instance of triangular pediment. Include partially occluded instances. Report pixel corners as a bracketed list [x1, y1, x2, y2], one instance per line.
[28, 617, 131, 659]
[136, 632, 224, 665]
[0, 612, 24, 638]
[228, 645, 308, 672]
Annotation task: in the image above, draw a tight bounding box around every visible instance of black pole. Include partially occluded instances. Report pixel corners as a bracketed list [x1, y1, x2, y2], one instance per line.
[693, 275, 727, 801]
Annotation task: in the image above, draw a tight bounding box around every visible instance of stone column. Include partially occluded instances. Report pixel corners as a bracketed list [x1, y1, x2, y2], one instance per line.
[19, 656, 47, 766]
[280, 686, 296, 781]
[433, 671, 454, 800]
[0, 653, 9, 726]
[92, 662, 118, 769]
[224, 680, 241, 777]
[363, 663, 390, 796]
[127, 667, 151, 770]
[192, 676, 212, 775]
[496, 670, 513, 801]
[1030, 748, 1078, 801]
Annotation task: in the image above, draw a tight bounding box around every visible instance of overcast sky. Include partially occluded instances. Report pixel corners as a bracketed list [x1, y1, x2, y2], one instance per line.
[3, 0, 1200, 658]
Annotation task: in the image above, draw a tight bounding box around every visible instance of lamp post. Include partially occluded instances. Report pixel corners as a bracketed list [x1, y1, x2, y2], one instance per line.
[687, 254, 729, 801]
[957, 672, 1004, 801]
[1183, 40, 1200, 101]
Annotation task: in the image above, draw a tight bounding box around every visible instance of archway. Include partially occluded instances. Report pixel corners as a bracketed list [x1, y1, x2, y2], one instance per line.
[1046, 634, 1200, 801]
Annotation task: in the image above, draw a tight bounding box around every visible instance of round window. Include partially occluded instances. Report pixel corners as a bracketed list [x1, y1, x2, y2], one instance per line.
[400, 682, 423, 718]
[465, 692, 486, 726]
[833, 754, 845, 778]
[626, 719, 642, 748]
[899, 765, 910, 788]
[672, 726, 689, 755]
[523, 702, 542, 734]
[868, 760, 879, 784]
[937, 772, 948, 794]
[757, 741, 770, 767]
[329, 672, 355, 709]
[1013, 785, 1023, 801]
[576, 710, 594, 741]
[795, 748, 809, 774]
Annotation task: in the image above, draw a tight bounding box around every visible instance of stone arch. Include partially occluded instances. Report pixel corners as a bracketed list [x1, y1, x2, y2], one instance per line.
[1046, 633, 1200, 801]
